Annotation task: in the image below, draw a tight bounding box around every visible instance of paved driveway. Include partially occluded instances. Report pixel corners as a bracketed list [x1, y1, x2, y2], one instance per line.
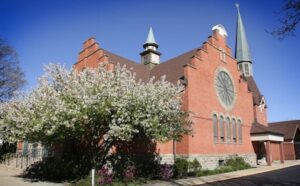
[0, 166, 66, 186]
[199, 165, 300, 186]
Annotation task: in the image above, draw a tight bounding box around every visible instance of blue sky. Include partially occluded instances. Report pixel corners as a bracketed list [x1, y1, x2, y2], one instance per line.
[0, 0, 299, 122]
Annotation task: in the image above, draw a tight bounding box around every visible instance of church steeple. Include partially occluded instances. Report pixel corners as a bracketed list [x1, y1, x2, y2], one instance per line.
[235, 4, 253, 77]
[144, 27, 157, 46]
[140, 27, 161, 69]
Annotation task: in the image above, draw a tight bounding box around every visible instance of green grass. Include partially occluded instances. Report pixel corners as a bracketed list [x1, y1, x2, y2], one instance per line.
[196, 164, 251, 177]
[71, 176, 148, 186]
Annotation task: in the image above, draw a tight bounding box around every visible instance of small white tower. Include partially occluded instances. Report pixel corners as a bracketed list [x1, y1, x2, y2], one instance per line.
[140, 27, 161, 69]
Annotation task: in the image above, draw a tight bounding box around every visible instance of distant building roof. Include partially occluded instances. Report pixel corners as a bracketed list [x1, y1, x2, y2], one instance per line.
[251, 121, 283, 136]
[269, 120, 300, 140]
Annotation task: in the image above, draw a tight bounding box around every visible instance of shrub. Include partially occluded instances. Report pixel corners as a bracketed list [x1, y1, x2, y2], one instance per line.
[98, 166, 113, 185]
[224, 157, 250, 170]
[174, 158, 188, 178]
[107, 146, 160, 179]
[195, 157, 250, 178]
[159, 164, 173, 180]
[188, 158, 201, 176]
[196, 169, 213, 177]
[123, 165, 136, 182]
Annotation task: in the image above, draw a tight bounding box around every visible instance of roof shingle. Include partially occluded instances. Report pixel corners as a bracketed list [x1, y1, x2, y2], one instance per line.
[269, 120, 300, 140]
[246, 76, 263, 105]
[251, 121, 283, 136]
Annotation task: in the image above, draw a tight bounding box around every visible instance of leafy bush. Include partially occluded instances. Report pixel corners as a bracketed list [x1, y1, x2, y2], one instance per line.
[197, 166, 233, 177]
[196, 157, 250, 177]
[188, 158, 201, 176]
[196, 169, 213, 177]
[98, 166, 113, 185]
[123, 165, 136, 182]
[159, 164, 173, 180]
[174, 158, 188, 178]
[107, 152, 159, 179]
[224, 157, 250, 170]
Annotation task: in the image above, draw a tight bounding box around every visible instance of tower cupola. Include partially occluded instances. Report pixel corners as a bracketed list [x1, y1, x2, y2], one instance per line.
[140, 27, 161, 69]
[235, 4, 253, 77]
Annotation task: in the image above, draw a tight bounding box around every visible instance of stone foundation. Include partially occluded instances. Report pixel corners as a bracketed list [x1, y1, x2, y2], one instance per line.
[160, 153, 257, 170]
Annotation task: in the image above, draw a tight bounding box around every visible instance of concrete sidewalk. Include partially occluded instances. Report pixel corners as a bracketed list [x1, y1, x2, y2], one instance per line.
[0, 165, 66, 186]
[144, 160, 300, 186]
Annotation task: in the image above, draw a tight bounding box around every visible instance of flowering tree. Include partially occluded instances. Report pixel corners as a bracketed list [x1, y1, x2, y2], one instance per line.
[0, 63, 192, 166]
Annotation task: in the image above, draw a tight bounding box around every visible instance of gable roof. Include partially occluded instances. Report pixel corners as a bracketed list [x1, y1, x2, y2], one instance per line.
[269, 120, 300, 140]
[150, 49, 198, 83]
[104, 48, 197, 84]
[251, 121, 283, 136]
[103, 49, 149, 81]
[246, 76, 263, 105]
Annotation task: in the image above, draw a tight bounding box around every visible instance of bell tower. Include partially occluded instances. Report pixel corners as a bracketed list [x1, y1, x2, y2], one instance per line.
[235, 4, 253, 77]
[140, 27, 161, 69]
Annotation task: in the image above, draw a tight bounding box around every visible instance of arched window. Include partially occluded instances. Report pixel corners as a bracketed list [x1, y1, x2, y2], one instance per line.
[213, 114, 218, 143]
[226, 117, 231, 143]
[219, 116, 225, 142]
[232, 118, 237, 143]
[238, 119, 242, 143]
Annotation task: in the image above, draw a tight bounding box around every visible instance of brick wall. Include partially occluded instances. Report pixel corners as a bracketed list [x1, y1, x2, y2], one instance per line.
[283, 142, 296, 160]
[73, 30, 268, 168]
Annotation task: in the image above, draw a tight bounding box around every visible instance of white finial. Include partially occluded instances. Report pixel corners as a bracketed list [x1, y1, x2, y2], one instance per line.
[235, 3, 239, 9]
[212, 24, 228, 37]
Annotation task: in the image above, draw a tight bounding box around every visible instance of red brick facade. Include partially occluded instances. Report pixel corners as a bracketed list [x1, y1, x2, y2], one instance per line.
[72, 29, 281, 168]
[14, 25, 287, 169]
[156, 31, 255, 156]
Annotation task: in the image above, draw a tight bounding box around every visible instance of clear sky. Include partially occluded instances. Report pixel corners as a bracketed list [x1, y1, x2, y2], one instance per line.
[0, 0, 299, 122]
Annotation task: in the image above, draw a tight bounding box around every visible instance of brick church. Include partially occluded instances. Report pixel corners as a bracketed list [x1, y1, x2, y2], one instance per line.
[72, 5, 290, 169]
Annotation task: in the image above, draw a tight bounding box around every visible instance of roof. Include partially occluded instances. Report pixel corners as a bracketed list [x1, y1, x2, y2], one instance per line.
[103, 50, 149, 81]
[251, 121, 283, 136]
[104, 48, 197, 84]
[150, 49, 198, 83]
[246, 76, 263, 105]
[269, 120, 300, 140]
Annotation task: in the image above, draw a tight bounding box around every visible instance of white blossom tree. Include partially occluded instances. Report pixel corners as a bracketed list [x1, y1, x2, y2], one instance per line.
[0, 63, 192, 165]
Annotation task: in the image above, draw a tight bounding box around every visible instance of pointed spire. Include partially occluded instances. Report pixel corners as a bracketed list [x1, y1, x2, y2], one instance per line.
[145, 27, 157, 44]
[235, 4, 252, 63]
[140, 27, 161, 69]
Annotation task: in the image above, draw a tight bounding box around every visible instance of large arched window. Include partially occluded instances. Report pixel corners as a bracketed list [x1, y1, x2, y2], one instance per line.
[232, 118, 237, 143]
[238, 119, 242, 143]
[219, 116, 225, 142]
[213, 114, 218, 143]
[226, 117, 231, 143]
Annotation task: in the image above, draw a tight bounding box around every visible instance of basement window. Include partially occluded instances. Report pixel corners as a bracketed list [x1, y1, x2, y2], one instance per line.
[218, 159, 225, 166]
